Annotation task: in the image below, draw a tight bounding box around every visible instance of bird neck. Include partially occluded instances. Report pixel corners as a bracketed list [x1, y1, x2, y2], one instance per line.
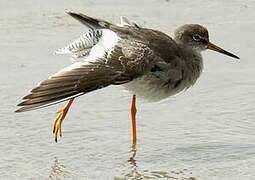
[178, 44, 203, 66]
[177, 43, 201, 56]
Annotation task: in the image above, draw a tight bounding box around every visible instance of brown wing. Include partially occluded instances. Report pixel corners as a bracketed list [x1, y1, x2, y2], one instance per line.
[15, 57, 127, 112]
[15, 40, 157, 112]
[16, 12, 161, 112]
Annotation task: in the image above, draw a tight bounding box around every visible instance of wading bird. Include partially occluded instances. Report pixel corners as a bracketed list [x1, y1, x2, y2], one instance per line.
[16, 12, 239, 145]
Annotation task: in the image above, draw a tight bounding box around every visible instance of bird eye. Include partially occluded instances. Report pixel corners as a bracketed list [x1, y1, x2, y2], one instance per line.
[193, 34, 201, 41]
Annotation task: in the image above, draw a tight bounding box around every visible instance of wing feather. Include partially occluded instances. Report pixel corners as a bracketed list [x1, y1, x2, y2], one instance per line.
[16, 58, 126, 112]
[16, 12, 163, 113]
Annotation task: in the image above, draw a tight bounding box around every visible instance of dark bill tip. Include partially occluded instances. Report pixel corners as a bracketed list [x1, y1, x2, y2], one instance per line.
[207, 42, 240, 59]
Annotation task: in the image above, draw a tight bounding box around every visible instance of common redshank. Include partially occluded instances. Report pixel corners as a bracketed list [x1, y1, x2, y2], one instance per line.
[16, 12, 239, 145]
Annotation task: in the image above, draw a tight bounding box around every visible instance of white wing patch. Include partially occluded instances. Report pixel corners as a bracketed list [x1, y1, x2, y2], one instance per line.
[88, 29, 118, 60]
[55, 29, 118, 61]
[49, 30, 118, 80]
[55, 16, 138, 60]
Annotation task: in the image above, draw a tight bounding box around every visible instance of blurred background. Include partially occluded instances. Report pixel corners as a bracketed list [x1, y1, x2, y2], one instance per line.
[0, 0, 254, 179]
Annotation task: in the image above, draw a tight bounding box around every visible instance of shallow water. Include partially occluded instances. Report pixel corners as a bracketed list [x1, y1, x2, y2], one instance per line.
[1, 0, 255, 179]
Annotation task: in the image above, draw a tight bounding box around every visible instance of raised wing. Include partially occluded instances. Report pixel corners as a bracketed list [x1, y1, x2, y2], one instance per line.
[55, 13, 141, 59]
[16, 12, 161, 112]
[16, 39, 157, 112]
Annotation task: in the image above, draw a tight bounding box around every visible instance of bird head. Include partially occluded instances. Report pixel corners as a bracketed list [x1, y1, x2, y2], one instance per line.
[174, 24, 239, 59]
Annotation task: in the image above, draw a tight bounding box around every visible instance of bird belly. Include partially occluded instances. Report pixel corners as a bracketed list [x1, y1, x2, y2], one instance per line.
[124, 74, 188, 102]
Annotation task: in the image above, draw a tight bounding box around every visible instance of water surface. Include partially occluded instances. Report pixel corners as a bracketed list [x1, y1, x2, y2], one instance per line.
[1, 0, 255, 179]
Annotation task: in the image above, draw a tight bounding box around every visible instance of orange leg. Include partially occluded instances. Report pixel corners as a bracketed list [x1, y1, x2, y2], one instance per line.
[130, 94, 137, 146]
[53, 98, 74, 142]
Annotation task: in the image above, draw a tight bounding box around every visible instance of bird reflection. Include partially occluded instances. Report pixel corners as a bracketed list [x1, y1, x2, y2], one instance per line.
[114, 145, 196, 180]
[115, 144, 142, 179]
[128, 144, 137, 163]
[49, 157, 70, 180]
[48, 147, 196, 179]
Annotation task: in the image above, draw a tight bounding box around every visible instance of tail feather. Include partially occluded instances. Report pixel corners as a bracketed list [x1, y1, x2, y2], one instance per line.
[55, 29, 103, 58]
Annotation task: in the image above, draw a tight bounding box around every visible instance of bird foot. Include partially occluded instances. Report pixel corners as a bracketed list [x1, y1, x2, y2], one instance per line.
[53, 109, 67, 142]
[52, 98, 74, 142]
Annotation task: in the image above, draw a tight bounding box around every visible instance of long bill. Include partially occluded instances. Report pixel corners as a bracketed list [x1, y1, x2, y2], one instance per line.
[207, 42, 240, 59]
